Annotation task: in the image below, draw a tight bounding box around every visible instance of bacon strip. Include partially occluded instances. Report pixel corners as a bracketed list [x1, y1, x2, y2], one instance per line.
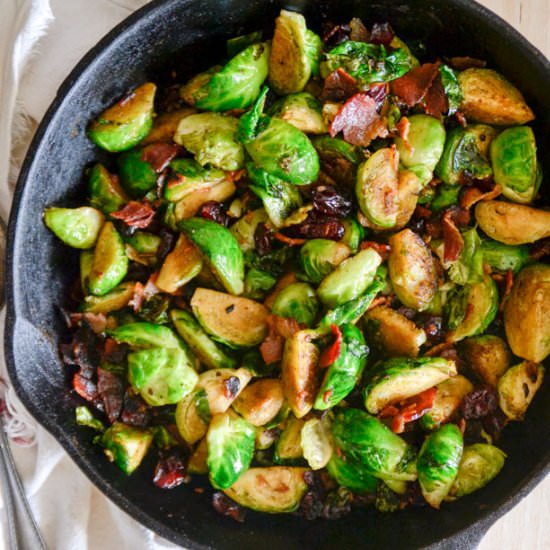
[111, 200, 155, 228]
[141, 143, 179, 172]
[390, 62, 441, 107]
[321, 68, 359, 102]
[259, 315, 301, 365]
[460, 184, 502, 210]
[442, 210, 464, 262]
[97, 367, 124, 424]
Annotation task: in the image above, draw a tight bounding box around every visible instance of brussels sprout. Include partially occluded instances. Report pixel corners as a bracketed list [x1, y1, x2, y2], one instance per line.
[75, 405, 105, 432]
[321, 41, 413, 86]
[364, 306, 427, 358]
[475, 200, 550, 245]
[301, 417, 333, 470]
[174, 113, 244, 171]
[43, 206, 104, 249]
[458, 68, 535, 126]
[271, 282, 319, 326]
[420, 375, 474, 430]
[436, 125, 494, 186]
[304, 29, 323, 76]
[417, 424, 463, 508]
[88, 222, 128, 296]
[448, 443, 506, 499]
[504, 264, 550, 362]
[332, 408, 416, 482]
[445, 276, 498, 342]
[82, 281, 135, 314]
[88, 82, 156, 152]
[191, 288, 269, 347]
[198, 368, 253, 414]
[247, 165, 303, 227]
[125, 231, 161, 255]
[101, 422, 153, 474]
[269, 93, 327, 134]
[188, 438, 209, 474]
[388, 229, 438, 311]
[223, 467, 309, 513]
[447, 228, 484, 285]
[141, 107, 196, 145]
[227, 31, 263, 57]
[88, 163, 128, 214]
[170, 309, 237, 370]
[375, 483, 401, 512]
[356, 147, 399, 228]
[232, 379, 284, 427]
[184, 42, 269, 112]
[460, 335, 510, 387]
[395, 115, 446, 186]
[318, 248, 382, 309]
[340, 219, 364, 253]
[299, 239, 351, 284]
[490, 126, 540, 204]
[155, 234, 203, 294]
[207, 411, 255, 489]
[163, 158, 227, 203]
[311, 136, 362, 188]
[244, 268, 277, 300]
[363, 357, 457, 414]
[229, 209, 269, 252]
[175, 388, 211, 445]
[116, 148, 157, 198]
[430, 184, 461, 213]
[179, 218, 244, 295]
[480, 239, 529, 273]
[314, 324, 368, 410]
[327, 453, 378, 493]
[127, 346, 198, 406]
[439, 65, 463, 115]
[274, 416, 305, 464]
[498, 361, 544, 421]
[282, 329, 320, 418]
[108, 322, 183, 349]
[268, 10, 313, 94]
[395, 170, 423, 229]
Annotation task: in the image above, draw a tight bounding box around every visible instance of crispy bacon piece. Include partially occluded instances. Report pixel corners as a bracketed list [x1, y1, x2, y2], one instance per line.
[359, 240, 391, 261]
[422, 76, 448, 119]
[319, 324, 343, 368]
[395, 116, 411, 145]
[390, 62, 441, 107]
[273, 232, 306, 246]
[111, 200, 155, 229]
[259, 314, 301, 364]
[321, 69, 359, 102]
[442, 210, 464, 262]
[322, 22, 351, 47]
[69, 312, 108, 334]
[153, 451, 189, 489]
[460, 184, 502, 210]
[73, 373, 99, 403]
[329, 93, 388, 147]
[97, 367, 124, 424]
[141, 143, 179, 172]
[121, 391, 150, 427]
[448, 56, 487, 71]
[380, 387, 437, 434]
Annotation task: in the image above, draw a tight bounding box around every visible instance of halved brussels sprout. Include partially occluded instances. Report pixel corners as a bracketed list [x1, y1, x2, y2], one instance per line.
[448, 444, 506, 499]
[174, 113, 244, 171]
[446, 227, 484, 286]
[304, 29, 323, 77]
[141, 107, 196, 145]
[480, 239, 530, 274]
[388, 229, 438, 311]
[301, 417, 333, 470]
[117, 148, 158, 198]
[282, 329, 320, 418]
[227, 31, 263, 57]
[274, 416, 305, 464]
[363, 357, 457, 414]
[244, 268, 277, 300]
[88, 221, 128, 296]
[207, 411, 256, 489]
[490, 126, 540, 204]
[175, 388, 211, 445]
[88, 82, 156, 152]
[300, 239, 351, 284]
[180, 218, 244, 295]
[504, 264, 550, 362]
[458, 68, 534, 126]
[191, 288, 269, 347]
[475, 201, 550, 245]
[445, 276, 498, 343]
[327, 453, 378, 494]
[431, 184, 461, 213]
[198, 368, 253, 415]
[417, 424, 463, 508]
[125, 231, 161, 255]
[82, 281, 135, 314]
[460, 335, 510, 387]
[269, 92, 327, 134]
[188, 438, 209, 474]
[364, 306, 427, 358]
[170, 309, 237, 370]
[229, 209, 269, 252]
[223, 467, 308, 513]
[395, 170, 423, 229]
[498, 361, 544, 421]
[395, 115, 446, 186]
[101, 422, 153, 474]
[317, 248, 382, 309]
[88, 164, 128, 214]
[184, 42, 270, 112]
[420, 375, 474, 430]
[43, 206, 104, 249]
[271, 282, 319, 326]
[340, 219, 365, 253]
[75, 406, 105, 432]
[232, 379, 284, 427]
[127, 346, 198, 406]
[108, 322, 183, 349]
[268, 10, 312, 94]
[312, 136, 362, 188]
[356, 147, 399, 229]
[314, 323, 368, 410]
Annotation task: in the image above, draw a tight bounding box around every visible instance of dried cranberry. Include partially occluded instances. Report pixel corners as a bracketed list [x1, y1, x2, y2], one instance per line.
[97, 368, 124, 424]
[312, 186, 353, 217]
[212, 492, 246, 522]
[198, 201, 229, 226]
[369, 22, 395, 46]
[482, 408, 508, 441]
[365, 83, 388, 112]
[297, 491, 324, 520]
[284, 210, 345, 241]
[460, 386, 498, 420]
[223, 376, 241, 399]
[121, 392, 151, 427]
[153, 451, 189, 489]
[254, 223, 273, 256]
[418, 315, 444, 344]
[157, 228, 176, 264]
[322, 22, 351, 47]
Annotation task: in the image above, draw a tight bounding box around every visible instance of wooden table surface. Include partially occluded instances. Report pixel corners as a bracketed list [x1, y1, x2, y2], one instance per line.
[474, 1, 550, 548]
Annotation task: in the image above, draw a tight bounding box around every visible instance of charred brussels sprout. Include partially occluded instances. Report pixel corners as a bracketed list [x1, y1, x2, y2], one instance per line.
[490, 126, 540, 204]
[460, 335, 510, 387]
[182, 42, 269, 111]
[174, 113, 244, 171]
[88, 82, 156, 152]
[417, 424, 463, 508]
[480, 239, 530, 273]
[175, 389, 211, 445]
[301, 417, 333, 470]
[269, 92, 327, 134]
[300, 239, 351, 284]
[274, 416, 305, 464]
[448, 444, 506, 499]
[312, 136, 362, 188]
[207, 411, 256, 489]
[314, 323, 368, 410]
[101, 422, 153, 474]
[271, 282, 319, 326]
[43, 206, 104, 250]
[504, 264, 550, 362]
[82, 281, 136, 314]
[232, 379, 284, 427]
[88, 164, 128, 213]
[198, 368, 253, 414]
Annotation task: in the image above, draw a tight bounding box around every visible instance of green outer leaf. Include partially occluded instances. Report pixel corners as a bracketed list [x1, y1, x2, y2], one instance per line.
[179, 217, 245, 295]
[117, 148, 157, 198]
[327, 453, 378, 493]
[227, 31, 263, 57]
[195, 388, 212, 426]
[480, 239, 530, 273]
[271, 282, 319, 326]
[448, 228, 484, 285]
[108, 322, 183, 349]
[431, 183, 461, 212]
[75, 406, 105, 432]
[304, 30, 323, 77]
[439, 65, 463, 115]
[299, 239, 351, 284]
[88, 164, 128, 214]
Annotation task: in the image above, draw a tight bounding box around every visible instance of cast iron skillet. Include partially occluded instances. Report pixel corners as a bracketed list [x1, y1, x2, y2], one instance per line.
[5, 0, 550, 548]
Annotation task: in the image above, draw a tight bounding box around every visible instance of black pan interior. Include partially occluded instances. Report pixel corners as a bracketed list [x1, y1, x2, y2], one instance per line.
[5, 0, 550, 548]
